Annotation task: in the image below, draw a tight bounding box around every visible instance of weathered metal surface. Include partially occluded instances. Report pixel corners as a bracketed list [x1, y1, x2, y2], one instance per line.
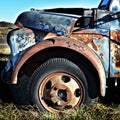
[98, 0, 120, 78]
[96, 0, 120, 76]
[70, 3, 120, 78]
[11, 37, 106, 96]
[6, 28, 36, 70]
[110, 31, 120, 77]
[15, 11, 79, 37]
[109, 1, 120, 77]
[71, 29, 109, 76]
[8, 28, 35, 57]
[6, 28, 57, 70]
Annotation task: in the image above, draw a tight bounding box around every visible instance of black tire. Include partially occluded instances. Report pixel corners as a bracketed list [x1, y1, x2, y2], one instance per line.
[10, 75, 32, 105]
[30, 58, 96, 112]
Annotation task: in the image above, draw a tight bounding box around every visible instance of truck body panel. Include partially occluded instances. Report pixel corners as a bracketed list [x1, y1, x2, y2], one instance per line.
[15, 7, 120, 78]
[10, 36, 106, 96]
[15, 11, 79, 37]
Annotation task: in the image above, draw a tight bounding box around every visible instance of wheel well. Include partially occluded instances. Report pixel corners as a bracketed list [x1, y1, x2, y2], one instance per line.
[19, 47, 100, 98]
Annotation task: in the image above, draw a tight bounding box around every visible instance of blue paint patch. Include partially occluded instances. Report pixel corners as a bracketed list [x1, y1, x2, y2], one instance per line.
[15, 11, 79, 37]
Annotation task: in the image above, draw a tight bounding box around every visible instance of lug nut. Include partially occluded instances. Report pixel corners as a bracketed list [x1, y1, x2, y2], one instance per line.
[56, 101, 61, 105]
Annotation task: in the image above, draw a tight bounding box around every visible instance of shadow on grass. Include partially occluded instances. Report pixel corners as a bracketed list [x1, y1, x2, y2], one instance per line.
[0, 60, 12, 103]
[100, 80, 120, 105]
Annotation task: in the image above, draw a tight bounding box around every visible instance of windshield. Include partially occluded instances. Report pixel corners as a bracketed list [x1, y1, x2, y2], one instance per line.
[98, 0, 111, 10]
[100, 0, 110, 6]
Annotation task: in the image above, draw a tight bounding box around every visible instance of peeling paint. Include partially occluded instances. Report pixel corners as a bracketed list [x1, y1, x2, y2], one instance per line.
[15, 11, 79, 37]
[3, 0, 120, 97]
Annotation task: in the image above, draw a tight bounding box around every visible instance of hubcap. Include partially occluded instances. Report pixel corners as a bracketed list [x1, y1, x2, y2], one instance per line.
[39, 72, 85, 112]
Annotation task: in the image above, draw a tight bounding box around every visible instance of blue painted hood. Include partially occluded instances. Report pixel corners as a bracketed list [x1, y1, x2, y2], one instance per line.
[15, 10, 79, 37]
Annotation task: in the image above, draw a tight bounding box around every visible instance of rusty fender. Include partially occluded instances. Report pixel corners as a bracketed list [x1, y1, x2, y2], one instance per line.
[11, 37, 106, 96]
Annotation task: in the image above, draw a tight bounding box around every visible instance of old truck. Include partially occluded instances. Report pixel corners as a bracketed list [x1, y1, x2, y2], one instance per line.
[1, 0, 120, 112]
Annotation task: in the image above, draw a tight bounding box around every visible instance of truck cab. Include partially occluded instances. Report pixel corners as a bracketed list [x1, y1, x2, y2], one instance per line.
[1, 0, 120, 113]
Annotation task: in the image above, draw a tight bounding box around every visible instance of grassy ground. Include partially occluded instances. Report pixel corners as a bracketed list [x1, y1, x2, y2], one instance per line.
[0, 45, 10, 55]
[0, 100, 120, 120]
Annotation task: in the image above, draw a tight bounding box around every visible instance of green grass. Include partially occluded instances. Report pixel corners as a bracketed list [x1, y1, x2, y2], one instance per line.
[0, 100, 120, 120]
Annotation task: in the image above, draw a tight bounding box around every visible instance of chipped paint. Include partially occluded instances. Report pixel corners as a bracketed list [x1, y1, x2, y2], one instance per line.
[71, 29, 109, 75]
[8, 28, 35, 57]
[110, 30, 120, 77]
[15, 11, 79, 37]
[3, 0, 120, 97]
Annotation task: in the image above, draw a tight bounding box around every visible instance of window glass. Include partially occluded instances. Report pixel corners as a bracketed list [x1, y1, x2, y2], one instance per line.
[100, 0, 110, 6]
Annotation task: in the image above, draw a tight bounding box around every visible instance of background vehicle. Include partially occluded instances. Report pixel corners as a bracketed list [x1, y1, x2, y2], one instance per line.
[1, 0, 120, 113]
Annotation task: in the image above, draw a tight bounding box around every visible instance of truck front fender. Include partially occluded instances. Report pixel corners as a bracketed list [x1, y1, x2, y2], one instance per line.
[11, 37, 106, 96]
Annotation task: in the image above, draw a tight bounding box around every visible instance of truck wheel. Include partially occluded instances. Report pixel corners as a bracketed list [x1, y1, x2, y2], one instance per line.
[10, 75, 32, 104]
[30, 58, 96, 112]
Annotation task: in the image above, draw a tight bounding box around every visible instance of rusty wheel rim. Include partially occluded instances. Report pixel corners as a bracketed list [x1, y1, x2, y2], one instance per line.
[39, 72, 85, 112]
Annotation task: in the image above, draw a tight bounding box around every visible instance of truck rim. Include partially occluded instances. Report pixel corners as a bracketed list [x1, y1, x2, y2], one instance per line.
[39, 72, 85, 112]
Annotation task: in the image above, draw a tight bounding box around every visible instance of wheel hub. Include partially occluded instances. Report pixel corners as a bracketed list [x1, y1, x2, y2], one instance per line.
[39, 73, 85, 112]
[57, 89, 67, 101]
[50, 83, 73, 106]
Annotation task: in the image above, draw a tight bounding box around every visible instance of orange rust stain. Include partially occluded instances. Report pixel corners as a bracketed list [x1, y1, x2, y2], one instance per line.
[100, 53, 104, 57]
[110, 31, 120, 68]
[71, 30, 104, 43]
[71, 29, 104, 51]
[110, 31, 120, 42]
[111, 41, 120, 68]
[44, 32, 57, 39]
[115, 53, 120, 68]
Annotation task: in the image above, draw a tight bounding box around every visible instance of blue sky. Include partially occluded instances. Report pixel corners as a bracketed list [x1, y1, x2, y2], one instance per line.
[0, 0, 100, 23]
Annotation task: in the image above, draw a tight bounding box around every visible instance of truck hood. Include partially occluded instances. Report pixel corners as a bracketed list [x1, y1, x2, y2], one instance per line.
[15, 10, 80, 37]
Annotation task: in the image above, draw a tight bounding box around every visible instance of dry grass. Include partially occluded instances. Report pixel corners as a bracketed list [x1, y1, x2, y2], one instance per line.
[0, 27, 12, 40]
[0, 45, 10, 55]
[0, 100, 120, 120]
[0, 45, 10, 61]
[0, 26, 11, 60]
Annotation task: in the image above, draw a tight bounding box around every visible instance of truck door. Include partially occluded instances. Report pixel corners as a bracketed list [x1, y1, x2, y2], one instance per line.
[98, 0, 120, 77]
[109, 0, 120, 77]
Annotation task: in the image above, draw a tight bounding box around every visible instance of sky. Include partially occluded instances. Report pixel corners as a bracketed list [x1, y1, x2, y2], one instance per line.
[0, 0, 101, 23]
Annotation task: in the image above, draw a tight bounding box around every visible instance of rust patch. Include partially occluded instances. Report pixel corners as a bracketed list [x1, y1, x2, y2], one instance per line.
[110, 31, 120, 42]
[71, 30, 104, 43]
[111, 42, 120, 68]
[71, 29, 104, 51]
[44, 32, 57, 39]
[110, 31, 120, 68]
[66, 20, 77, 35]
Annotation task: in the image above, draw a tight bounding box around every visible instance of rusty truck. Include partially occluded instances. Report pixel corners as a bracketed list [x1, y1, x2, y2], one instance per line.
[1, 0, 120, 113]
